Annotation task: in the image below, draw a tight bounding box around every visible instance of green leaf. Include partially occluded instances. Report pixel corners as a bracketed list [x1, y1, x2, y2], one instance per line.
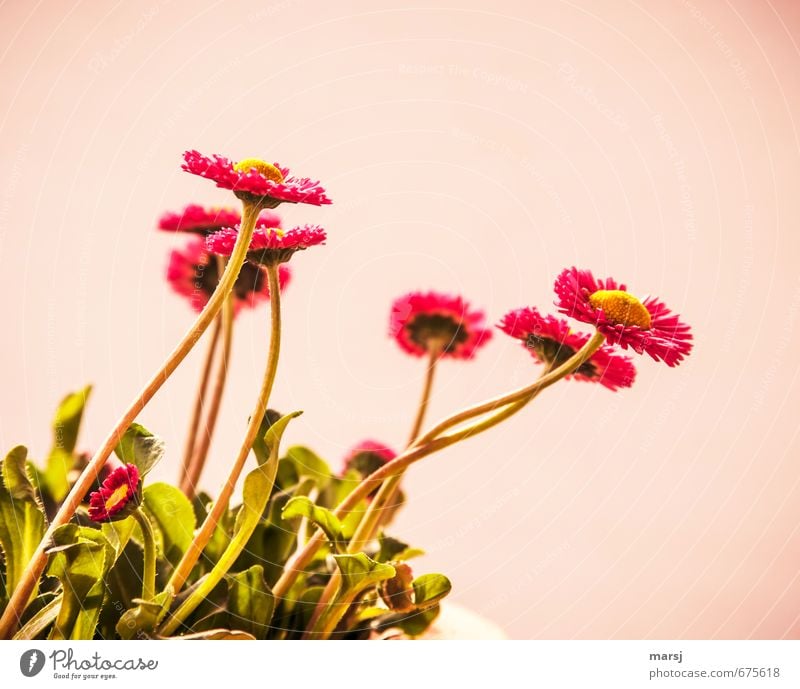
[412, 573, 452, 609]
[333, 553, 396, 597]
[113, 423, 164, 477]
[45, 524, 114, 640]
[159, 411, 302, 637]
[116, 590, 172, 640]
[0, 445, 47, 601]
[282, 446, 332, 490]
[227, 565, 274, 639]
[376, 533, 425, 562]
[375, 605, 441, 638]
[43, 386, 91, 501]
[166, 628, 256, 640]
[142, 483, 195, 567]
[281, 496, 343, 551]
[13, 595, 62, 640]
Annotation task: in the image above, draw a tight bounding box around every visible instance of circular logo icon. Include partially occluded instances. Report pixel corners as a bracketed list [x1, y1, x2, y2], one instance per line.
[20, 649, 45, 678]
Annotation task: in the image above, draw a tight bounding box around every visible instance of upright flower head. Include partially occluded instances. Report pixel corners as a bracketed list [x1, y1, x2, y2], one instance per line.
[206, 225, 326, 266]
[390, 292, 492, 359]
[554, 267, 693, 366]
[158, 204, 280, 235]
[167, 238, 290, 313]
[498, 307, 636, 391]
[182, 151, 331, 208]
[87, 464, 141, 522]
[341, 440, 397, 478]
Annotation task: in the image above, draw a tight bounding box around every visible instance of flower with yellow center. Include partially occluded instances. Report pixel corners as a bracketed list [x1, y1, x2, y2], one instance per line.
[182, 150, 331, 207]
[554, 267, 693, 367]
[588, 290, 652, 330]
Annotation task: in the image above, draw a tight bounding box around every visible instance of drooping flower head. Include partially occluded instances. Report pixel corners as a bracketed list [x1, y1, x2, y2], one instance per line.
[498, 307, 636, 391]
[390, 291, 492, 359]
[341, 440, 397, 478]
[167, 238, 290, 313]
[182, 151, 331, 208]
[554, 267, 693, 366]
[158, 204, 281, 235]
[87, 463, 141, 522]
[206, 224, 326, 266]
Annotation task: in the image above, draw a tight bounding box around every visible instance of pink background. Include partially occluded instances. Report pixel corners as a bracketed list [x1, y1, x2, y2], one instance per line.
[1, 0, 799, 639]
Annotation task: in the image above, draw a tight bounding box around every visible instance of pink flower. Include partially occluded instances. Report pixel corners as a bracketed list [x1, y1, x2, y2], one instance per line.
[554, 267, 693, 366]
[87, 464, 140, 522]
[167, 238, 290, 313]
[341, 440, 397, 478]
[498, 307, 636, 391]
[158, 204, 280, 235]
[390, 291, 492, 359]
[205, 225, 326, 266]
[181, 151, 331, 208]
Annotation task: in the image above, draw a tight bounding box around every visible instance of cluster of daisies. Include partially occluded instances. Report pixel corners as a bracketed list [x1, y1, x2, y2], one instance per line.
[87, 149, 692, 521]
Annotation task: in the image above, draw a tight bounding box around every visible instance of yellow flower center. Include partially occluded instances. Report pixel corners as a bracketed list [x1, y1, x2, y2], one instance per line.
[104, 483, 131, 511]
[233, 158, 285, 183]
[588, 289, 651, 329]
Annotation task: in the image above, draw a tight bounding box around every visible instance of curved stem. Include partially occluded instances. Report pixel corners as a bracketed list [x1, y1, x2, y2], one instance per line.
[180, 278, 235, 498]
[0, 202, 263, 639]
[274, 332, 605, 613]
[166, 263, 283, 596]
[304, 345, 441, 635]
[132, 509, 157, 602]
[412, 332, 606, 447]
[178, 316, 222, 489]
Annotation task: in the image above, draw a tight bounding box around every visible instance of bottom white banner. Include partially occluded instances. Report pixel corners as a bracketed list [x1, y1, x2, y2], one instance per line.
[0, 640, 797, 688]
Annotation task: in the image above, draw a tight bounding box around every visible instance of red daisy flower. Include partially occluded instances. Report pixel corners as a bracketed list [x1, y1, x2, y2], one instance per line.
[166, 238, 290, 313]
[390, 291, 492, 359]
[158, 204, 281, 235]
[554, 267, 693, 366]
[341, 440, 397, 477]
[205, 225, 326, 266]
[498, 307, 636, 391]
[182, 151, 331, 208]
[87, 463, 141, 522]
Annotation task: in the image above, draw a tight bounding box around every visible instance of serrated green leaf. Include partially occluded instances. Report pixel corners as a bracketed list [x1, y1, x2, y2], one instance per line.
[142, 483, 195, 567]
[159, 411, 301, 637]
[333, 553, 396, 595]
[45, 524, 114, 640]
[227, 565, 274, 639]
[41, 386, 91, 501]
[282, 496, 343, 551]
[167, 628, 256, 640]
[0, 445, 46, 603]
[113, 423, 164, 478]
[282, 446, 332, 490]
[116, 590, 172, 640]
[412, 573, 452, 609]
[376, 533, 425, 562]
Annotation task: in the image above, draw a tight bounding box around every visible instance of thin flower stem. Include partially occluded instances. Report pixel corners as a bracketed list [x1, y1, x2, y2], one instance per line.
[274, 331, 605, 623]
[0, 201, 263, 640]
[412, 331, 606, 448]
[166, 263, 283, 596]
[132, 508, 157, 602]
[304, 344, 441, 635]
[178, 316, 222, 489]
[180, 279, 235, 498]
